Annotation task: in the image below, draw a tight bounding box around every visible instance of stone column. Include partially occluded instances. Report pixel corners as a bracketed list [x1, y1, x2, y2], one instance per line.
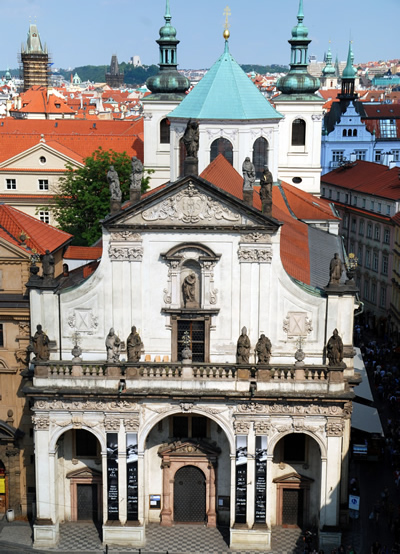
[33, 420, 52, 520]
[319, 455, 328, 528]
[324, 431, 343, 526]
[229, 454, 236, 528]
[265, 455, 274, 528]
[246, 431, 256, 528]
[138, 451, 145, 524]
[160, 459, 172, 526]
[102, 449, 108, 525]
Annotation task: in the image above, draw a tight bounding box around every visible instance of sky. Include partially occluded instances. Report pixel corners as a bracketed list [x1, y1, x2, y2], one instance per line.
[2, 0, 399, 71]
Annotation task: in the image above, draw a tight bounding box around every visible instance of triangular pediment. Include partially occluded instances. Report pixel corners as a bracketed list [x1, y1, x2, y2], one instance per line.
[0, 238, 30, 260]
[158, 439, 221, 458]
[273, 472, 314, 484]
[106, 176, 280, 232]
[66, 467, 102, 480]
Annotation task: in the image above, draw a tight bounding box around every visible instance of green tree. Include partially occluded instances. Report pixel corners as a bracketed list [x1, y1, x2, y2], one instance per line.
[47, 148, 151, 246]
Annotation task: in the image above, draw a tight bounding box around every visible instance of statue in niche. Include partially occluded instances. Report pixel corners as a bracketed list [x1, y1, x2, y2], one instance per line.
[326, 328, 344, 366]
[130, 156, 143, 191]
[127, 326, 144, 362]
[329, 253, 343, 286]
[106, 327, 124, 363]
[42, 250, 55, 280]
[32, 324, 50, 361]
[182, 272, 197, 307]
[242, 157, 256, 190]
[237, 327, 251, 364]
[255, 333, 272, 364]
[107, 166, 122, 202]
[182, 119, 199, 159]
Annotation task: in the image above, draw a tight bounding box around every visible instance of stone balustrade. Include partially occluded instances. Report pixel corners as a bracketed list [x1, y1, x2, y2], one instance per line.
[32, 361, 348, 395]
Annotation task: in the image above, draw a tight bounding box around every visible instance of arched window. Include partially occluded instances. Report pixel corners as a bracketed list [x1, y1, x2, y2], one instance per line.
[252, 137, 269, 179]
[343, 129, 347, 137]
[292, 118, 306, 146]
[353, 129, 358, 137]
[160, 118, 170, 144]
[210, 138, 233, 165]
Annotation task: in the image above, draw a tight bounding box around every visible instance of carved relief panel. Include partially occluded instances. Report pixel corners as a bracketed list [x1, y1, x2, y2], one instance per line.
[109, 231, 143, 262]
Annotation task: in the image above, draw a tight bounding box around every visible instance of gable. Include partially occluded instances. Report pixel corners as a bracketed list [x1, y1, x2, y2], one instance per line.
[0, 143, 82, 170]
[111, 180, 279, 231]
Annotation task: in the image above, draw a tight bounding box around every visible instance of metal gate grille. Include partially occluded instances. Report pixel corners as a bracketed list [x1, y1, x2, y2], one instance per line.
[174, 466, 206, 522]
[282, 489, 303, 526]
[177, 321, 205, 362]
[77, 484, 97, 521]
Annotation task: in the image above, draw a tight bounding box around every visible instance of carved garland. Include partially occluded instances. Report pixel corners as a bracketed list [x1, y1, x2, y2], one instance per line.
[108, 246, 143, 261]
[238, 247, 272, 263]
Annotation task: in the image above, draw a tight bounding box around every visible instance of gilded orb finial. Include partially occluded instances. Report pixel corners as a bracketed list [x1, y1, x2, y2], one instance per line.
[223, 5, 231, 40]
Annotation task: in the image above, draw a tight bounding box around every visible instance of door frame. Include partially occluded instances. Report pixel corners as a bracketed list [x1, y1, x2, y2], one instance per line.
[274, 472, 313, 527]
[67, 468, 102, 522]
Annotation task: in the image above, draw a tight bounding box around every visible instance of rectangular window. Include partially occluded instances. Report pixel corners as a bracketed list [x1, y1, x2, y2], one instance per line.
[75, 430, 98, 457]
[382, 256, 388, 275]
[336, 191, 340, 201]
[343, 214, 349, 229]
[371, 200, 375, 211]
[374, 225, 380, 241]
[322, 187, 325, 197]
[345, 193, 349, 204]
[6, 179, 16, 190]
[380, 287, 386, 308]
[364, 281, 369, 300]
[384, 229, 390, 244]
[0, 323, 3, 347]
[359, 220, 364, 235]
[351, 219, 356, 232]
[371, 283, 377, 303]
[387, 205, 391, 216]
[355, 150, 367, 161]
[367, 223, 372, 238]
[329, 189, 332, 199]
[353, 196, 357, 207]
[38, 179, 49, 191]
[377, 203, 382, 213]
[393, 150, 400, 162]
[365, 250, 371, 268]
[362, 198, 366, 208]
[380, 119, 397, 138]
[39, 211, 50, 224]
[357, 245, 363, 265]
[283, 434, 306, 463]
[332, 151, 344, 162]
[177, 320, 205, 362]
[373, 252, 379, 272]
[375, 150, 383, 163]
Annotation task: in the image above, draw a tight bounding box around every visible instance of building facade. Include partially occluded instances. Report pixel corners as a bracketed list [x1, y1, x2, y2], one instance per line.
[26, 172, 358, 551]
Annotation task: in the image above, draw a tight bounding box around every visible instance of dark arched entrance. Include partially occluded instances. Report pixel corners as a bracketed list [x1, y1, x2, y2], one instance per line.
[174, 465, 206, 522]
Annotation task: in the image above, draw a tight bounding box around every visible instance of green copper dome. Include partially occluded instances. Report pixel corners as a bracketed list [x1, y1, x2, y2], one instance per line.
[322, 47, 336, 76]
[146, 0, 189, 98]
[276, 0, 320, 97]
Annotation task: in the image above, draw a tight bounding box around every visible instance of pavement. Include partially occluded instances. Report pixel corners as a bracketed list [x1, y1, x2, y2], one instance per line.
[0, 517, 364, 554]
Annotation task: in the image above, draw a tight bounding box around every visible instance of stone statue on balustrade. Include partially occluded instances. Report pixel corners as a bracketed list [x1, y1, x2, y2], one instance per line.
[242, 157, 256, 190]
[328, 253, 343, 286]
[255, 333, 272, 364]
[259, 167, 273, 215]
[237, 327, 251, 364]
[326, 328, 344, 367]
[107, 166, 122, 203]
[130, 157, 143, 191]
[182, 119, 199, 159]
[42, 250, 55, 281]
[106, 327, 124, 363]
[32, 324, 50, 361]
[126, 326, 144, 363]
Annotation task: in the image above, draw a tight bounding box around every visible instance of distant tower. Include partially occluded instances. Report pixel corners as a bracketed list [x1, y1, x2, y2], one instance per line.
[338, 42, 358, 101]
[106, 55, 124, 88]
[320, 45, 338, 89]
[275, 0, 324, 195]
[142, 0, 190, 188]
[19, 23, 50, 91]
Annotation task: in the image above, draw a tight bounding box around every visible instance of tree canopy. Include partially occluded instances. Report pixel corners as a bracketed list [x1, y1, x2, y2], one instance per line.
[47, 148, 151, 246]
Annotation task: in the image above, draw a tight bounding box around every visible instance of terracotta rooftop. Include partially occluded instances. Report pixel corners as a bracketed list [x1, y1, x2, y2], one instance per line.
[322, 160, 400, 200]
[64, 245, 102, 260]
[0, 204, 72, 254]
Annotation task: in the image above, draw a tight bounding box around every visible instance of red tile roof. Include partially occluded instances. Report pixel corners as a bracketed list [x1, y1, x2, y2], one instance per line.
[0, 118, 144, 163]
[0, 204, 72, 254]
[64, 246, 102, 260]
[11, 86, 76, 115]
[322, 160, 400, 200]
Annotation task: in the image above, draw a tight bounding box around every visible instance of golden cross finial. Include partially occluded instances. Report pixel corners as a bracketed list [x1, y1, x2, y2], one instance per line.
[223, 5, 231, 31]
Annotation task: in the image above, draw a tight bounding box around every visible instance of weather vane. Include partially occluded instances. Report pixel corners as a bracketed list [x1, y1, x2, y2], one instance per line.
[223, 5, 231, 40]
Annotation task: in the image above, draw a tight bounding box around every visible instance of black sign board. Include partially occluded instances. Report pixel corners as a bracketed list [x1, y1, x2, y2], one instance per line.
[255, 436, 267, 524]
[107, 433, 119, 520]
[235, 435, 247, 524]
[127, 433, 138, 520]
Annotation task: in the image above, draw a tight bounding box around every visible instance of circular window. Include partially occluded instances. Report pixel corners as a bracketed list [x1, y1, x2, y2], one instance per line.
[39, 156, 46, 164]
[292, 177, 302, 184]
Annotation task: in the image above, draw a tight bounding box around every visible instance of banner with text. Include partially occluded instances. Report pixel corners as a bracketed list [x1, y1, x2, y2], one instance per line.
[255, 436, 267, 524]
[127, 433, 138, 520]
[107, 433, 119, 520]
[235, 435, 247, 523]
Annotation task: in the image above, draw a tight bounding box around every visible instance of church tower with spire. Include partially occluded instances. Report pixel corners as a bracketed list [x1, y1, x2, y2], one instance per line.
[274, 0, 324, 195]
[19, 23, 50, 91]
[142, 0, 190, 187]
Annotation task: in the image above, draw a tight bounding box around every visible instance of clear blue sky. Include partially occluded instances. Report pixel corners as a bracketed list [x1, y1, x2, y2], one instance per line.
[3, 0, 399, 70]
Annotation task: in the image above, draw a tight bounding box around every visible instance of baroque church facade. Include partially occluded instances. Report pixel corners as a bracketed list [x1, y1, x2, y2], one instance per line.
[26, 2, 359, 551]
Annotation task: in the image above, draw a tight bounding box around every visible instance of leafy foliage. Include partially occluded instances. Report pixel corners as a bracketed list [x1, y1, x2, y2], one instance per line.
[57, 64, 160, 87]
[240, 64, 289, 74]
[47, 148, 151, 246]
